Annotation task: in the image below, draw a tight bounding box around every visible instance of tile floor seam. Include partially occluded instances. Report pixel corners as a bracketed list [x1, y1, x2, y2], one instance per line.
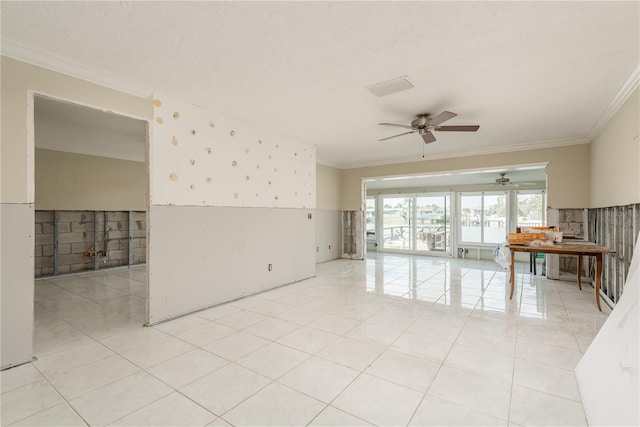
[405, 296, 484, 426]
[513, 381, 586, 404]
[28, 364, 91, 427]
[24, 255, 605, 427]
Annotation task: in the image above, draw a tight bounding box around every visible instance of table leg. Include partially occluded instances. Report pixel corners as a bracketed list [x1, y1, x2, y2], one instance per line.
[509, 249, 515, 299]
[577, 255, 582, 290]
[595, 254, 603, 311]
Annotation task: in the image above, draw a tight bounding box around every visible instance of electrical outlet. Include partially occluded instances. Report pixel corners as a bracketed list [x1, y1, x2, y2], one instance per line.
[328, 245, 331, 250]
[316, 246, 319, 252]
[268, 264, 272, 271]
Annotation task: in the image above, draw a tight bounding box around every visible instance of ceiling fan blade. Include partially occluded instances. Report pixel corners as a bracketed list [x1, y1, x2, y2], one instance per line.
[379, 131, 416, 141]
[422, 131, 437, 144]
[434, 125, 480, 132]
[427, 111, 457, 126]
[378, 122, 414, 130]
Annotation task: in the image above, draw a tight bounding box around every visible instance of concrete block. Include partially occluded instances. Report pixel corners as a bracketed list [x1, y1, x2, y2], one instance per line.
[42, 245, 54, 256]
[34, 223, 43, 234]
[41, 223, 54, 234]
[132, 248, 146, 258]
[58, 265, 70, 274]
[34, 245, 43, 257]
[107, 221, 125, 232]
[107, 231, 128, 239]
[131, 229, 146, 238]
[106, 240, 120, 251]
[35, 210, 53, 223]
[40, 267, 54, 276]
[57, 232, 87, 244]
[58, 211, 92, 223]
[59, 253, 84, 265]
[107, 211, 128, 221]
[72, 221, 95, 232]
[35, 256, 53, 268]
[57, 222, 71, 233]
[34, 268, 42, 277]
[132, 239, 141, 248]
[120, 240, 129, 250]
[133, 219, 145, 230]
[58, 243, 71, 255]
[35, 233, 54, 245]
[107, 249, 128, 261]
[132, 211, 146, 220]
[71, 242, 91, 254]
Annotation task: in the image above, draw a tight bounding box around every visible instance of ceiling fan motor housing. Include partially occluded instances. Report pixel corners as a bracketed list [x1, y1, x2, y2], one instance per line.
[411, 114, 431, 129]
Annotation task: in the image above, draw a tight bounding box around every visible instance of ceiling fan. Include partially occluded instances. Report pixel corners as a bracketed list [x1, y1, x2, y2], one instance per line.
[494, 173, 536, 187]
[379, 111, 479, 144]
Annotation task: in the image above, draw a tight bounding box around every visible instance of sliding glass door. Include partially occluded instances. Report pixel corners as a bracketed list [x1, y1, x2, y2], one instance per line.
[416, 195, 450, 252]
[381, 196, 413, 250]
[381, 193, 451, 255]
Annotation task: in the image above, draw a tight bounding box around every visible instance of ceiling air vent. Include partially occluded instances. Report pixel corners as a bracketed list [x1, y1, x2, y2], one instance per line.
[367, 76, 414, 97]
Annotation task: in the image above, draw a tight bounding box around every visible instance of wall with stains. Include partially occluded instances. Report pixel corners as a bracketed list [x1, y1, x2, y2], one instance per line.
[151, 94, 315, 208]
[148, 95, 316, 323]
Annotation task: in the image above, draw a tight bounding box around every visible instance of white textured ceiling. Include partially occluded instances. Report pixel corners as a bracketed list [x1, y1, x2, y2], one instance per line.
[2, 1, 639, 168]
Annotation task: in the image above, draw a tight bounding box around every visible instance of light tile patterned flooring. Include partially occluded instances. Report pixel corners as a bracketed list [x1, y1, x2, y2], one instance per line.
[2, 253, 611, 426]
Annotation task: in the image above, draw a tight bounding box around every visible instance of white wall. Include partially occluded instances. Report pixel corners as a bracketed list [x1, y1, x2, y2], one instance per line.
[148, 94, 316, 323]
[0, 204, 35, 369]
[576, 236, 639, 426]
[148, 206, 314, 322]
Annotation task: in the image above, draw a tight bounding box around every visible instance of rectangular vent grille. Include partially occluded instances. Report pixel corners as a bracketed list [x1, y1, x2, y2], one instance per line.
[367, 76, 414, 97]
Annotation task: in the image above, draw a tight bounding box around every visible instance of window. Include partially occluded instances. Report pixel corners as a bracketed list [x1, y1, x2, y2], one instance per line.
[459, 192, 508, 244]
[516, 191, 546, 227]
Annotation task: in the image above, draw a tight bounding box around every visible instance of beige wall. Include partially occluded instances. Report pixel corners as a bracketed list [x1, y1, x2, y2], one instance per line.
[341, 144, 590, 210]
[316, 163, 343, 210]
[35, 149, 146, 210]
[590, 88, 640, 208]
[1, 56, 152, 203]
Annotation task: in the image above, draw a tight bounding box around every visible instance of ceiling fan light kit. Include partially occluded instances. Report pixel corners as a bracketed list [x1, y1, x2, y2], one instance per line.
[379, 111, 480, 145]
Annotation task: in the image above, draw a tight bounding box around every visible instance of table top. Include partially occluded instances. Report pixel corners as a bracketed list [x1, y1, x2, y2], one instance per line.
[507, 243, 616, 255]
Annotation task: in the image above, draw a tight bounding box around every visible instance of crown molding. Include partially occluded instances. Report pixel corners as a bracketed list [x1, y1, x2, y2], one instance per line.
[1, 38, 152, 98]
[338, 136, 589, 170]
[588, 65, 640, 140]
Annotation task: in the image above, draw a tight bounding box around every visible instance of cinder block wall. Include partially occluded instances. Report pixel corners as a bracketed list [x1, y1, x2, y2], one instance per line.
[34, 211, 54, 276]
[557, 208, 587, 274]
[34, 210, 146, 277]
[131, 211, 146, 264]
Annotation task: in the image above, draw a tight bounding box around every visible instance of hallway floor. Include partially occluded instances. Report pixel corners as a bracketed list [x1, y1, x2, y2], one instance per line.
[2, 254, 610, 426]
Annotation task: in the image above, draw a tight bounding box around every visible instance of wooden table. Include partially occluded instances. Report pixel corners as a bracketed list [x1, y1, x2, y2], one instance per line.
[508, 243, 616, 311]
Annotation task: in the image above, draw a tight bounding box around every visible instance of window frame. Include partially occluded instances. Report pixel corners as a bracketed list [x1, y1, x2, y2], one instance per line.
[457, 190, 509, 246]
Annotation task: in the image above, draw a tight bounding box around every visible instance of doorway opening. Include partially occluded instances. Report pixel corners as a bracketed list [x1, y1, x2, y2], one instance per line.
[31, 93, 150, 356]
[364, 164, 548, 258]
